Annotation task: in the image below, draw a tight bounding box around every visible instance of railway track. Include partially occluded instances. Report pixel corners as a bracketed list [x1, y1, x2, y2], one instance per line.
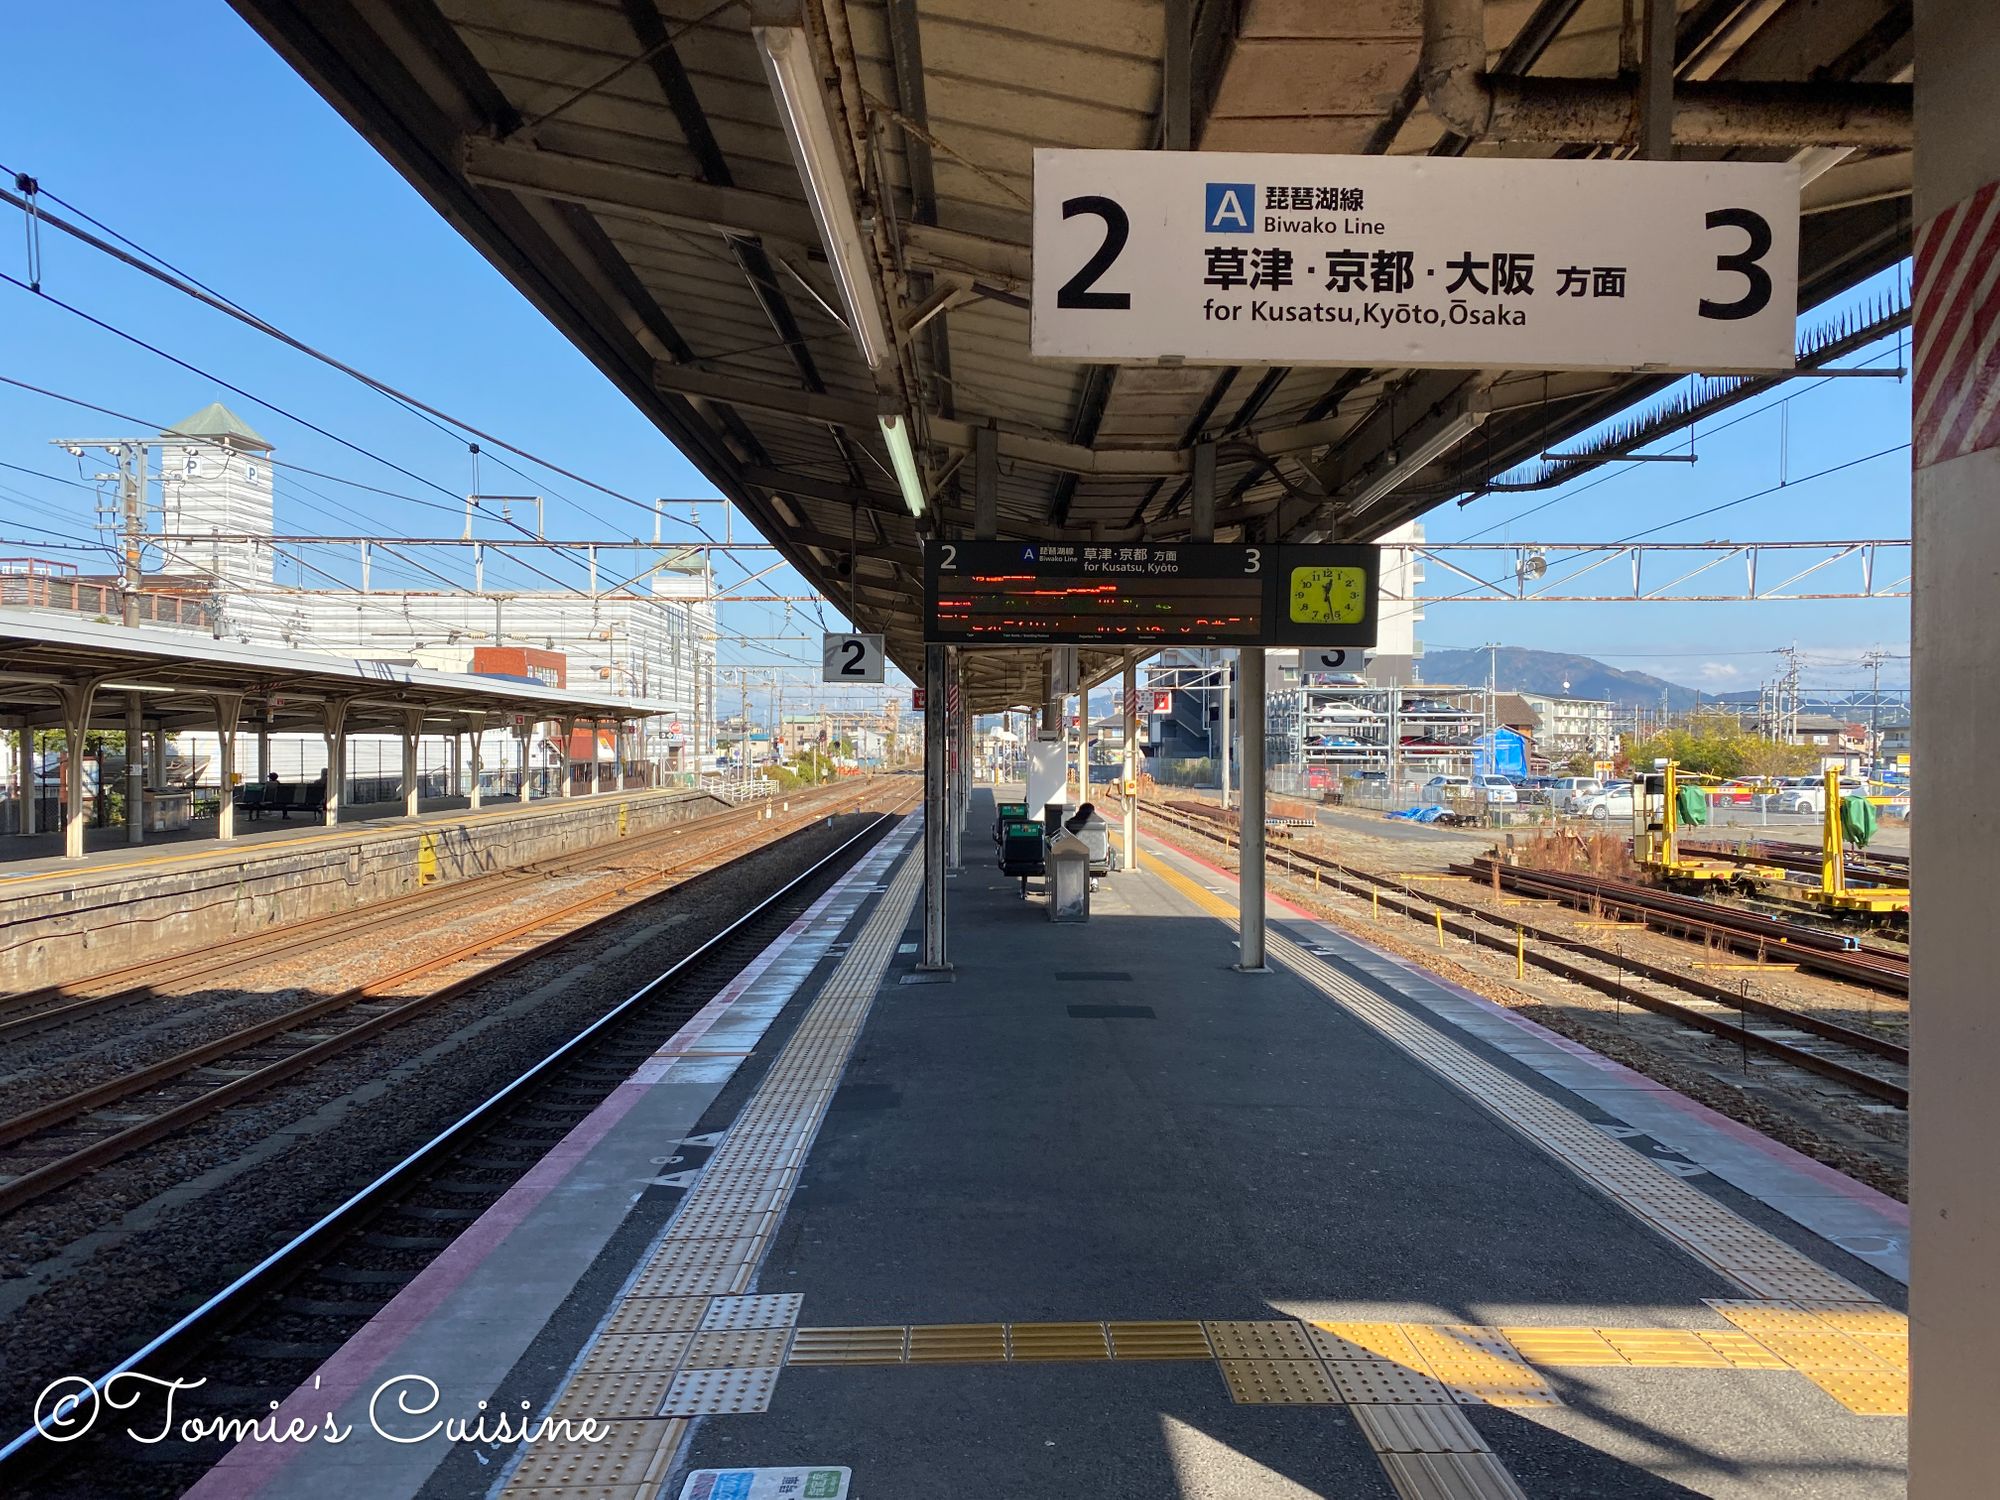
[0, 782, 893, 1218]
[1146, 799, 1907, 1108]
[1454, 859, 1909, 995]
[1676, 839, 1910, 888]
[0, 803, 912, 1493]
[0, 785, 860, 1046]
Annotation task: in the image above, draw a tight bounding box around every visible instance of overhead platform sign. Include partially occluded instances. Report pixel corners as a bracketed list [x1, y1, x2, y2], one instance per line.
[1032, 150, 1798, 371]
[925, 540, 1378, 648]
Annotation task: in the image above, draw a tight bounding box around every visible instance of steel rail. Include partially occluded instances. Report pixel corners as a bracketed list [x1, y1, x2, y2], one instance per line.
[0, 789, 882, 1213]
[0, 786, 858, 1042]
[0, 804, 909, 1474]
[1459, 859, 1909, 992]
[1141, 802, 1907, 1104]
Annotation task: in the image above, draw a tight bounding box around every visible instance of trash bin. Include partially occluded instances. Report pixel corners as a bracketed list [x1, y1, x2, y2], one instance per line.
[1046, 830, 1091, 922]
[1064, 803, 1114, 877]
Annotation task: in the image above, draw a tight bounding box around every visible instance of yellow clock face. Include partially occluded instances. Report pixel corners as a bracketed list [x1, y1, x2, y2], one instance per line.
[1287, 565, 1367, 625]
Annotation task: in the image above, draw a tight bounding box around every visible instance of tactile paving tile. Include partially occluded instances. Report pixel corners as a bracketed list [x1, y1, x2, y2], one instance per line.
[1797, 1302, 1910, 1338]
[700, 1294, 803, 1331]
[576, 1331, 692, 1374]
[603, 1297, 712, 1335]
[682, 1327, 793, 1368]
[1750, 1332, 1893, 1372]
[1308, 1321, 1427, 1367]
[1107, 1321, 1214, 1359]
[1005, 1322, 1111, 1360]
[1803, 1368, 1909, 1416]
[1324, 1359, 1457, 1405]
[1498, 1328, 1625, 1367]
[786, 1326, 908, 1365]
[1849, 1334, 1910, 1372]
[1594, 1330, 1734, 1368]
[626, 1264, 745, 1299]
[1695, 1331, 1792, 1369]
[1217, 1358, 1341, 1405]
[1400, 1326, 1562, 1408]
[501, 1419, 677, 1491]
[907, 1324, 1009, 1363]
[1204, 1320, 1318, 1362]
[1375, 1451, 1533, 1500]
[659, 1365, 780, 1416]
[1351, 1401, 1491, 1454]
[550, 1367, 679, 1421]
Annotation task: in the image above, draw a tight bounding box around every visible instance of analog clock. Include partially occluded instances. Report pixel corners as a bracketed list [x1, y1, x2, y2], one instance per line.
[1287, 565, 1367, 625]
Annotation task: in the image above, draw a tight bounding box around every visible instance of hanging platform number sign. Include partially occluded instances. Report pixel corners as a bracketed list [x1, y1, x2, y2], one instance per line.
[822, 632, 885, 684]
[1032, 150, 1798, 372]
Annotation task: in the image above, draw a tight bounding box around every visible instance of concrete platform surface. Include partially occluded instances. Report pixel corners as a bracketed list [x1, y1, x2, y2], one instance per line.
[168, 790, 1907, 1498]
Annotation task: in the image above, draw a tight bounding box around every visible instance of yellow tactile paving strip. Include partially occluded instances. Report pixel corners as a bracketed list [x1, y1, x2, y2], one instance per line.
[772, 1306, 1908, 1415]
[1140, 851, 1884, 1306]
[495, 844, 924, 1496]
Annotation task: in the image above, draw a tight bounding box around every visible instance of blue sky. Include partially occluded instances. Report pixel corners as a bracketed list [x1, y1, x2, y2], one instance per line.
[0, 4, 1911, 701]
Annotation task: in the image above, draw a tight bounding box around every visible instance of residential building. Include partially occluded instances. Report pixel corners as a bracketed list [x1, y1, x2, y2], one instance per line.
[1519, 693, 1617, 759]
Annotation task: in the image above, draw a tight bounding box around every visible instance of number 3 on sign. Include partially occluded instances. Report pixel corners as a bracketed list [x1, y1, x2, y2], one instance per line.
[822, 633, 886, 684]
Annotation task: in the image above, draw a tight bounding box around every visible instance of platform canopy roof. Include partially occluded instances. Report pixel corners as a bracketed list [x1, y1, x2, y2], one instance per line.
[0, 611, 675, 736]
[227, 0, 1912, 711]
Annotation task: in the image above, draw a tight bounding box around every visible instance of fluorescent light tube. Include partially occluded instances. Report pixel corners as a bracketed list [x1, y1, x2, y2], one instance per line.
[754, 25, 892, 372]
[879, 414, 927, 517]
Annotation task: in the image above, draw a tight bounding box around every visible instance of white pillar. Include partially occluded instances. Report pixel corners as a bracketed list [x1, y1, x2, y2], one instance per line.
[256, 712, 271, 783]
[449, 732, 463, 801]
[402, 710, 421, 819]
[125, 693, 145, 845]
[1913, 4, 2000, 1490]
[322, 698, 349, 827]
[557, 716, 575, 798]
[467, 715, 484, 810]
[517, 727, 532, 802]
[1236, 648, 1267, 972]
[58, 682, 95, 860]
[1122, 657, 1138, 869]
[214, 693, 241, 842]
[613, 721, 626, 793]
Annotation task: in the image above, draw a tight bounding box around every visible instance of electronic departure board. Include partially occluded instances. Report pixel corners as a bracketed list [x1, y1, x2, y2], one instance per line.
[924, 540, 1378, 648]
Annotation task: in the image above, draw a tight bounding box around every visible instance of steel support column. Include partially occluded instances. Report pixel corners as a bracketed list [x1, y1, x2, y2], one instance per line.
[517, 727, 533, 802]
[1219, 650, 1233, 811]
[213, 692, 242, 842]
[57, 680, 96, 860]
[467, 715, 484, 810]
[920, 643, 949, 971]
[1912, 2, 2000, 1489]
[1236, 648, 1268, 971]
[18, 728, 35, 837]
[125, 693, 145, 845]
[557, 716, 575, 798]
[1122, 657, 1139, 869]
[402, 710, 422, 819]
[322, 698, 350, 828]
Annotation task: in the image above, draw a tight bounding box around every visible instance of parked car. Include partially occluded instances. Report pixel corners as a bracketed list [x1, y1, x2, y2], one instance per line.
[1474, 774, 1519, 805]
[1577, 785, 1636, 821]
[1421, 774, 1475, 805]
[1310, 702, 1382, 722]
[1551, 775, 1604, 813]
[1519, 776, 1560, 805]
[1400, 698, 1460, 717]
[1772, 779, 1866, 814]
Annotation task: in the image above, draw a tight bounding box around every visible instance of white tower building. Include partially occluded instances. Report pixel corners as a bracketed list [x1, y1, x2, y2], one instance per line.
[156, 403, 274, 590]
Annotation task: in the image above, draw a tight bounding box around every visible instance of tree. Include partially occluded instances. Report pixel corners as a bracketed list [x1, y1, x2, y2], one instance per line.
[1622, 711, 1815, 781]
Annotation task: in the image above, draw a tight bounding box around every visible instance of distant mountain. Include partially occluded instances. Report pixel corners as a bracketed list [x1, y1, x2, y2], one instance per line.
[1419, 647, 1701, 712]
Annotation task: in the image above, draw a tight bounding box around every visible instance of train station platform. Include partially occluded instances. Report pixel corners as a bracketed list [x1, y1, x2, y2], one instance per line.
[0, 786, 727, 991]
[180, 791, 1908, 1499]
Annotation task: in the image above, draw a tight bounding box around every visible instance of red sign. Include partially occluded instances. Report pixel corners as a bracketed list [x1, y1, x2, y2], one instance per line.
[1152, 691, 1174, 713]
[911, 688, 928, 710]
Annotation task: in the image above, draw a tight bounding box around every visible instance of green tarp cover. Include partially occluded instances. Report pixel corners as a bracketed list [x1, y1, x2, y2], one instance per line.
[1674, 785, 1710, 828]
[1840, 795, 1878, 849]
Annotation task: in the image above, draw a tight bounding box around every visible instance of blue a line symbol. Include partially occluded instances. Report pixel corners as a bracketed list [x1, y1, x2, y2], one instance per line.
[1020, 545, 1037, 561]
[1205, 182, 1255, 233]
